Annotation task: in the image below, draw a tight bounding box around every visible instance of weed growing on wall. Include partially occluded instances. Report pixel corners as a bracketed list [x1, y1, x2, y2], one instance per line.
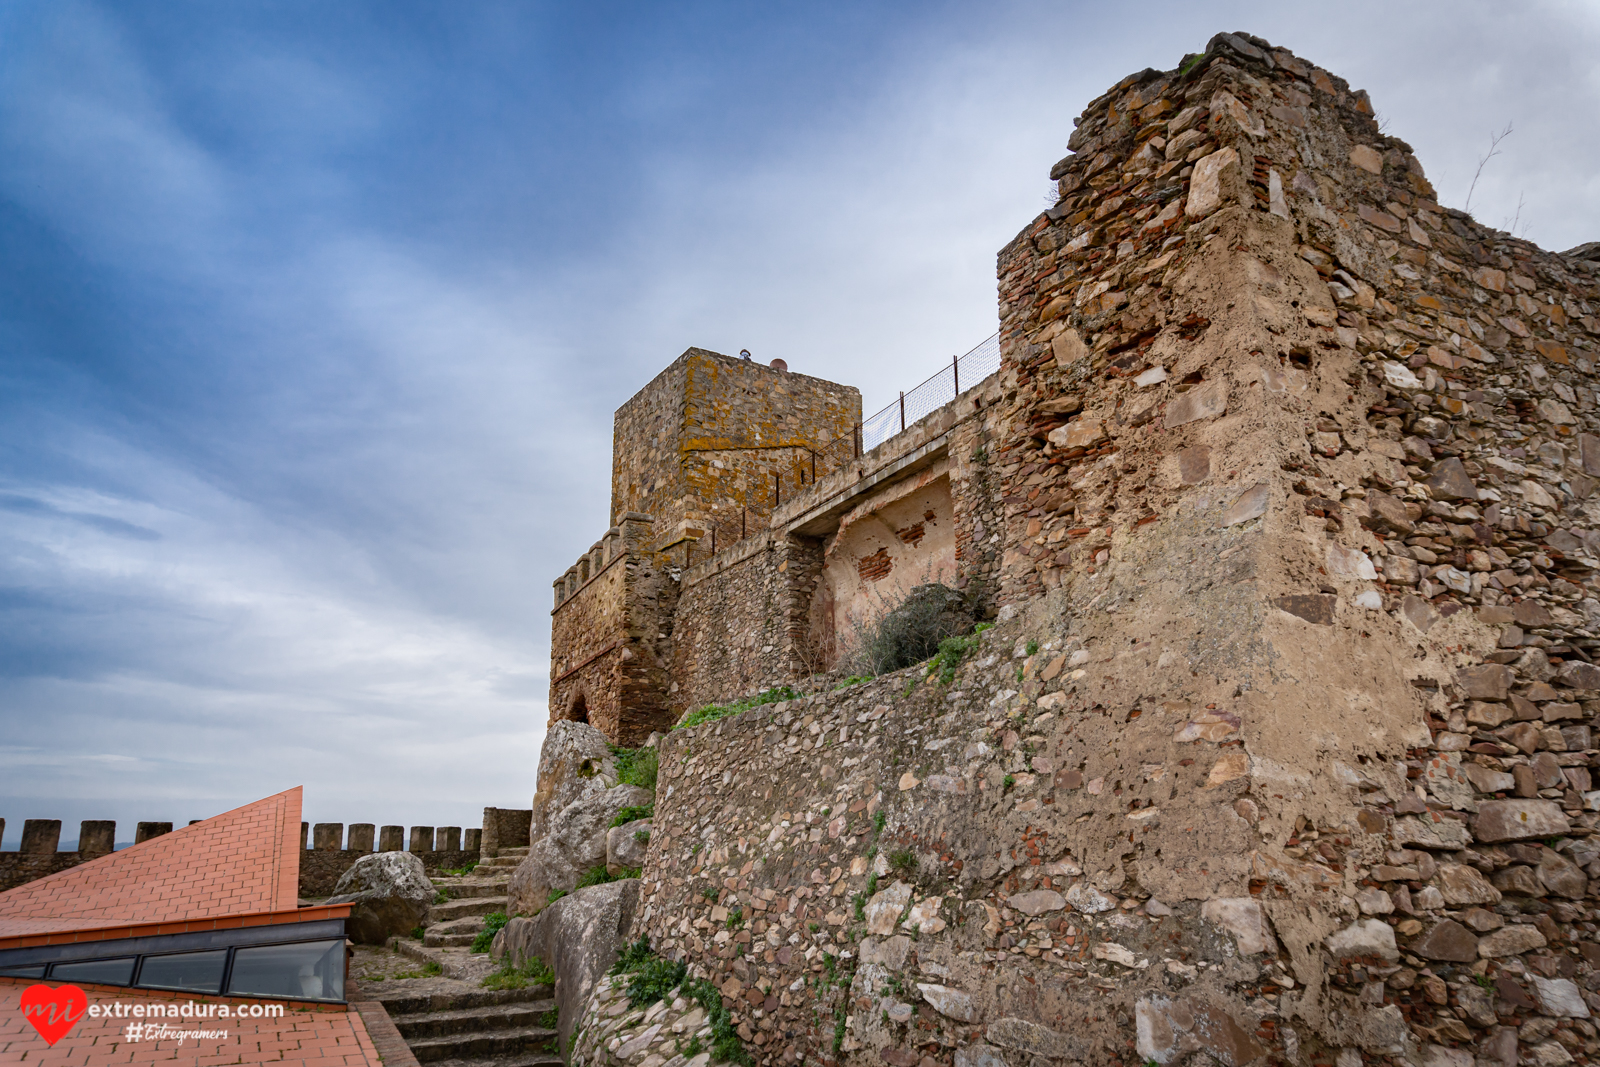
[676, 685, 798, 730]
[925, 622, 993, 685]
[609, 937, 752, 1066]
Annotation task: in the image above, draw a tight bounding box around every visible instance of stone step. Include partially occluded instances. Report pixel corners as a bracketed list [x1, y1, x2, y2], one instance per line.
[429, 915, 489, 937]
[371, 985, 554, 1015]
[390, 939, 500, 981]
[429, 896, 507, 922]
[432, 879, 509, 899]
[497, 847, 529, 857]
[423, 1055, 562, 1067]
[392, 1002, 556, 1042]
[403, 1024, 558, 1063]
[481, 856, 522, 868]
[423, 931, 481, 948]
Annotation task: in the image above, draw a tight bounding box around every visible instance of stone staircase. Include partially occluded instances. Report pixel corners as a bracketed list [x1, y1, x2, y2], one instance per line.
[363, 978, 560, 1067]
[423, 847, 524, 949]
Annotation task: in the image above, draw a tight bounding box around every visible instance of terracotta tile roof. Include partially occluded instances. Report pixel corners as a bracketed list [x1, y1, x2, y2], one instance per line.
[0, 977, 382, 1066]
[0, 787, 304, 939]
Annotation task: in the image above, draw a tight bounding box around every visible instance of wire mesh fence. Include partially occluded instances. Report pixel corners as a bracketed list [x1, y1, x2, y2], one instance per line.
[862, 331, 1001, 451]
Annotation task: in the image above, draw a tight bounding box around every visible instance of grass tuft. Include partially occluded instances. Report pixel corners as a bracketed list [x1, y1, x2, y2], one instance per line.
[609, 804, 655, 828]
[470, 911, 510, 953]
[676, 685, 798, 731]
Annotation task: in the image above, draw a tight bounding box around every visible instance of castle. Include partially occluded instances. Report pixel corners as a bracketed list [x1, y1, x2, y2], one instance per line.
[535, 30, 1600, 1067]
[549, 343, 1004, 743]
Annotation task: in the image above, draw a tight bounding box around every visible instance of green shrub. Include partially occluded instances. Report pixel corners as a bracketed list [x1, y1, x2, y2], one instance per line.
[851, 584, 975, 677]
[611, 745, 659, 792]
[547, 888, 568, 905]
[888, 849, 917, 877]
[609, 936, 691, 1011]
[471, 911, 510, 953]
[422, 961, 442, 976]
[833, 675, 873, 690]
[437, 861, 478, 876]
[610, 804, 655, 828]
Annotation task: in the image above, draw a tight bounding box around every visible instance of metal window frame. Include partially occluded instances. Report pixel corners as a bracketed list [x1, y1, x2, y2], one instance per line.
[0, 919, 347, 1003]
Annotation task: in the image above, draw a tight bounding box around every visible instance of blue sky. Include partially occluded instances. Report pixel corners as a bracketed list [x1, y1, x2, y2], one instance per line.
[2, 0, 1598, 846]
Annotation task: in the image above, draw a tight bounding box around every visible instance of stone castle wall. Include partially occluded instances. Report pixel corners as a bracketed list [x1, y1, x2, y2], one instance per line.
[1, 815, 488, 896]
[556, 30, 1600, 1067]
[551, 514, 681, 744]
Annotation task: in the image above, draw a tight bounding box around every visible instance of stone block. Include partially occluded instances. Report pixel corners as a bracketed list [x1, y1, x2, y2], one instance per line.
[1476, 924, 1548, 957]
[1201, 897, 1275, 954]
[313, 823, 343, 850]
[1411, 919, 1478, 962]
[347, 823, 376, 852]
[1135, 995, 1264, 1067]
[1473, 799, 1571, 842]
[1325, 919, 1399, 960]
[1457, 664, 1513, 701]
[437, 826, 461, 852]
[1165, 377, 1229, 428]
[464, 828, 481, 852]
[135, 821, 172, 844]
[409, 826, 435, 853]
[20, 819, 61, 854]
[77, 820, 115, 855]
[379, 825, 404, 852]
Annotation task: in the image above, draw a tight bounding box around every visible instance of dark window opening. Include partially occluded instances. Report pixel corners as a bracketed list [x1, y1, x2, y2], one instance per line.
[571, 694, 589, 724]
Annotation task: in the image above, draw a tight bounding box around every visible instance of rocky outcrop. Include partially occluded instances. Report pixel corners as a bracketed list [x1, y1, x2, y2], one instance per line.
[508, 718, 655, 915]
[493, 879, 640, 1056]
[509, 783, 653, 916]
[325, 851, 434, 944]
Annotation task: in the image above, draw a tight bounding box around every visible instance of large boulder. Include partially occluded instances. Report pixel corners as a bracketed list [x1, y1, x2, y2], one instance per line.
[508, 784, 654, 914]
[494, 879, 640, 1057]
[607, 819, 652, 875]
[326, 852, 434, 944]
[530, 720, 618, 841]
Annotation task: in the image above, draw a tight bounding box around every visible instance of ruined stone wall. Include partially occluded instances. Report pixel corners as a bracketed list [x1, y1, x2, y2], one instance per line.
[571, 30, 1600, 1067]
[610, 349, 861, 538]
[818, 467, 958, 667]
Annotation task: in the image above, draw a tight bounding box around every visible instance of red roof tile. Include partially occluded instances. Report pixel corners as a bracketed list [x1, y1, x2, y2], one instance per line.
[0, 788, 304, 940]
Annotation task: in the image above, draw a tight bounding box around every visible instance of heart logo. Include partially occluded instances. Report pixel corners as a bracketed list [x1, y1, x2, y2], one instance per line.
[19, 984, 87, 1046]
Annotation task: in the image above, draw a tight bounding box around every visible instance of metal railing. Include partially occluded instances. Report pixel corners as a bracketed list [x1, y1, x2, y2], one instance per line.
[679, 331, 1001, 569]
